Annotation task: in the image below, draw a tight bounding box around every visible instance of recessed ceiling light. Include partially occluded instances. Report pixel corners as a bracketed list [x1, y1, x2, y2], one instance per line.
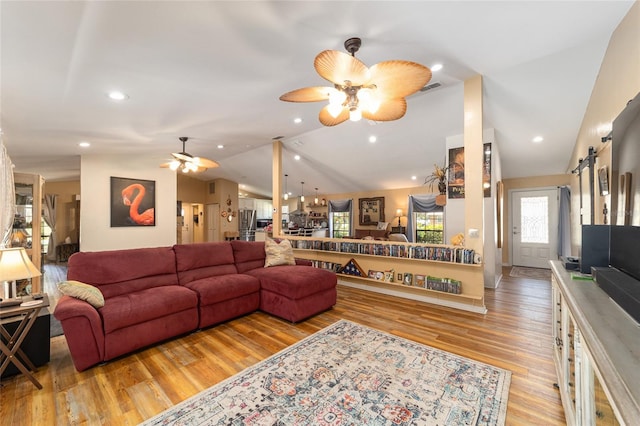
[431, 63, 443, 72]
[107, 91, 128, 101]
[294, 155, 301, 161]
[293, 117, 303, 124]
[369, 135, 377, 143]
[78, 141, 90, 148]
[411, 176, 417, 180]
[532, 136, 544, 143]
[217, 144, 224, 149]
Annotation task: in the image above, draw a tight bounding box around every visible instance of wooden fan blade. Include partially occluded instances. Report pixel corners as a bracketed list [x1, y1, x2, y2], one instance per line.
[193, 157, 219, 169]
[319, 105, 350, 126]
[362, 98, 407, 122]
[159, 162, 172, 169]
[279, 86, 333, 103]
[314, 50, 370, 86]
[367, 60, 431, 99]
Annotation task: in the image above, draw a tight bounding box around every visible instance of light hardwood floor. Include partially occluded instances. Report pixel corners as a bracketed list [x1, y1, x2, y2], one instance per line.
[1, 267, 565, 425]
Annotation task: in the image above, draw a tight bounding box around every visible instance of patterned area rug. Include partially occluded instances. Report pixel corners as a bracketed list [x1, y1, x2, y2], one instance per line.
[141, 320, 511, 426]
[509, 266, 552, 281]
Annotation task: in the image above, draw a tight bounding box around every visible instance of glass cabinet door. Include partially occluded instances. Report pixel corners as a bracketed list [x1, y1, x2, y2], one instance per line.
[12, 173, 43, 294]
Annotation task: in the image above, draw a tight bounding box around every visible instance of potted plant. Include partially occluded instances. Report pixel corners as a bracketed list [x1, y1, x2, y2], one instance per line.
[424, 163, 449, 206]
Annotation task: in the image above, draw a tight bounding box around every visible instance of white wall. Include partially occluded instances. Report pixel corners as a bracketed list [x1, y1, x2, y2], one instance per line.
[80, 154, 177, 251]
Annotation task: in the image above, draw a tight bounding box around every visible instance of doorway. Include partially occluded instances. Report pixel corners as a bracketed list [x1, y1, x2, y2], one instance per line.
[511, 188, 558, 268]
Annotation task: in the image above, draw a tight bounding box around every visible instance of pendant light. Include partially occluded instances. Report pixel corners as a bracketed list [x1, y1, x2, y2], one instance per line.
[283, 174, 289, 200]
[314, 188, 319, 205]
[300, 181, 305, 203]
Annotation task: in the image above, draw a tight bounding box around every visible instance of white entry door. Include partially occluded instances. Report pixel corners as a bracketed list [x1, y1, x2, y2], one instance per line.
[511, 188, 558, 268]
[181, 204, 193, 244]
[207, 203, 220, 242]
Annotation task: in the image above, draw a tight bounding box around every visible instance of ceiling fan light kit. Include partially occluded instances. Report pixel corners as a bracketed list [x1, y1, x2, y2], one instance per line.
[161, 137, 219, 174]
[280, 37, 431, 126]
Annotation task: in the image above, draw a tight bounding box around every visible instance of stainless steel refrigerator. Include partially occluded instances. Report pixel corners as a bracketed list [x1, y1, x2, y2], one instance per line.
[239, 209, 257, 241]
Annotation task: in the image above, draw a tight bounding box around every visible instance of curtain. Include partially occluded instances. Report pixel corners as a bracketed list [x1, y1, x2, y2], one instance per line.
[328, 199, 353, 237]
[406, 194, 443, 242]
[558, 186, 571, 258]
[43, 194, 58, 261]
[0, 139, 15, 248]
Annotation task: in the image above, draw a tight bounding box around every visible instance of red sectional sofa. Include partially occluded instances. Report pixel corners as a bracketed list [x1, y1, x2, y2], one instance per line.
[53, 241, 337, 371]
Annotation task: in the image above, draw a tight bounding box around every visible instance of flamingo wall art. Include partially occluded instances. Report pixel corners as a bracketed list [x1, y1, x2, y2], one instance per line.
[110, 177, 156, 227]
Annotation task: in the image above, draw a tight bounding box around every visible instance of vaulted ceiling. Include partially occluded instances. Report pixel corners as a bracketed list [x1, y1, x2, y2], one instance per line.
[1, 1, 634, 197]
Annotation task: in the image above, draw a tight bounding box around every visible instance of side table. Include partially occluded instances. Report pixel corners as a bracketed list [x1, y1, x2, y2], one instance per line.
[0, 295, 50, 389]
[390, 226, 406, 235]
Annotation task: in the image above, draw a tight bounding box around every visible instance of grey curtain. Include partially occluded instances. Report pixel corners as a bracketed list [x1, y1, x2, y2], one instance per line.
[406, 194, 443, 242]
[43, 194, 58, 260]
[328, 199, 353, 237]
[558, 186, 571, 258]
[0, 139, 15, 248]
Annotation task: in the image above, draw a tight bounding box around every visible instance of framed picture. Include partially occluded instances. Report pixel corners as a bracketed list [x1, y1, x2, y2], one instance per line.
[384, 270, 395, 282]
[368, 270, 384, 281]
[359, 197, 385, 226]
[448, 147, 465, 198]
[403, 273, 413, 286]
[110, 177, 156, 227]
[598, 166, 609, 196]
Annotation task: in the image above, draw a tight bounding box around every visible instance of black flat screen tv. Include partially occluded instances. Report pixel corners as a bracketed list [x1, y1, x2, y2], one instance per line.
[609, 225, 640, 281]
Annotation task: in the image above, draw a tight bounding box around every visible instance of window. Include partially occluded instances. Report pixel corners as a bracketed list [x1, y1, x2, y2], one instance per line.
[520, 196, 549, 244]
[414, 211, 444, 244]
[332, 212, 351, 238]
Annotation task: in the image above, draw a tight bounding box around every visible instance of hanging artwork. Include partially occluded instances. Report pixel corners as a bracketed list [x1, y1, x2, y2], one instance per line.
[447, 143, 492, 199]
[448, 147, 465, 199]
[110, 177, 156, 227]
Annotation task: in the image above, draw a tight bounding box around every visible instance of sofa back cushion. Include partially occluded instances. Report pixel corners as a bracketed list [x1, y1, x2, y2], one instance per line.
[173, 242, 238, 284]
[67, 246, 179, 299]
[231, 240, 266, 273]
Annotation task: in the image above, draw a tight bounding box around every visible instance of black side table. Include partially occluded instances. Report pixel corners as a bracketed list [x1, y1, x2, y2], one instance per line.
[391, 226, 406, 235]
[0, 295, 50, 389]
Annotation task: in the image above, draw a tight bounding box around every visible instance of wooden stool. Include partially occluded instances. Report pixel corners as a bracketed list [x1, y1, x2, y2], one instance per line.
[224, 231, 239, 241]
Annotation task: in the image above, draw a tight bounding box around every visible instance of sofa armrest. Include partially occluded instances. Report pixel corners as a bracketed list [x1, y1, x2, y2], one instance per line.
[295, 258, 313, 266]
[53, 295, 106, 371]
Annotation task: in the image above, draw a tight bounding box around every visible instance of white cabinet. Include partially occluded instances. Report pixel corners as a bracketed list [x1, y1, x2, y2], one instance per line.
[550, 261, 638, 425]
[255, 199, 273, 219]
[239, 198, 255, 211]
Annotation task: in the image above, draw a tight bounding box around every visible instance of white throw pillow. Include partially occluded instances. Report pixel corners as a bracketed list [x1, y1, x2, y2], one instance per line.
[264, 238, 296, 267]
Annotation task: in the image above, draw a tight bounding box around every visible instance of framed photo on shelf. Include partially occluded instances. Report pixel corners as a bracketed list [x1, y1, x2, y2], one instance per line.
[359, 197, 385, 226]
[384, 270, 395, 282]
[403, 273, 413, 286]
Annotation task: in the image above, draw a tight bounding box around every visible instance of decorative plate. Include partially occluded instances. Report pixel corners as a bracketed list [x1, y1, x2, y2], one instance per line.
[221, 211, 228, 218]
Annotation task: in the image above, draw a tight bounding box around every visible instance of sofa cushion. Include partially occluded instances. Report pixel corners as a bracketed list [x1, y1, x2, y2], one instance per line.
[174, 242, 238, 284]
[184, 274, 260, 305]
[264, 238, 296, 267]
[246, 265, 337, 300]
[67, 247, 179, 299]
[231, 240, 266, 273]
[57, 280, 105, 308]
[100, 285, 198, 334]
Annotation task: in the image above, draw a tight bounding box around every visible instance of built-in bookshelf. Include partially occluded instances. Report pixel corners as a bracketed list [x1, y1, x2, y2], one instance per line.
[288, 236, 486, 313]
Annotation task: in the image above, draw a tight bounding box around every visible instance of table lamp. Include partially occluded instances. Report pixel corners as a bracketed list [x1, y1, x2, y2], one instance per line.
[395, 209, 403, 227]
[0, 247, 42, 300]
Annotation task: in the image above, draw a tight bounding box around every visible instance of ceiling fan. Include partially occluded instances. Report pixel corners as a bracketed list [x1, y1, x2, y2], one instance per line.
[279, 37, 432, 126]
[160, 137, 219, 173]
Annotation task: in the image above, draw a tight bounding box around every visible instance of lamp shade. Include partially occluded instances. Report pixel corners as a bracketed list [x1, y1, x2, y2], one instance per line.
[0, 247, 41, 282]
